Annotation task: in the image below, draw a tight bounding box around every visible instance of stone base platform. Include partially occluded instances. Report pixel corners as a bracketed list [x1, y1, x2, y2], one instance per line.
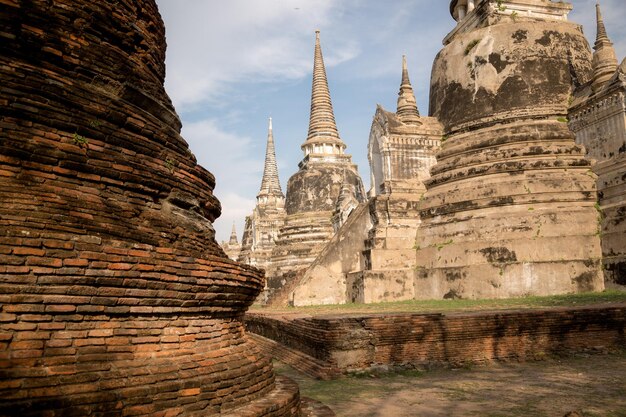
[246, 304, 626, 378]
[250, 334, 342, 380]
[221, 376, 335, 417]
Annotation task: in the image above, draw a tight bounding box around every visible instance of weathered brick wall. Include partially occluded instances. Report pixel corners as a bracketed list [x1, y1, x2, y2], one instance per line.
[247, 305, 626, 376]
[0, 0, 317, 415]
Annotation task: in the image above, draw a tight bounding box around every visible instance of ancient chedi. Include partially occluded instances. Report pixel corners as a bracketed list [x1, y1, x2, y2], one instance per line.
[220, 222, 242, 261]
[238, 118, 287, 272]
[287, 57, 442, 306]
[569, 3, 626, 288]
[368, 56, 441, 196]
[0, 1, 332, 416]
[266, 31, 365, 291]
[415, 0, 604, 299]
[351, 56, 443, 303]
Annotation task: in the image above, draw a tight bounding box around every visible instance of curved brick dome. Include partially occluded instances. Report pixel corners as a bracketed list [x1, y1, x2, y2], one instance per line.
[0, 1, 331, 415]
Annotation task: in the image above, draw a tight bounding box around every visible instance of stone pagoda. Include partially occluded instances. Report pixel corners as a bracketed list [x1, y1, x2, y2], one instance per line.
[349, 56, 443, 303]
[220, 222, 242, 261]
[238, 118, 287, 272]
[368, 56, 442, 197]
[414, 0, 604, 299]
[266, 31, 365, 296]
[286, 56, 442, 306]
[568, 3, 626, 288]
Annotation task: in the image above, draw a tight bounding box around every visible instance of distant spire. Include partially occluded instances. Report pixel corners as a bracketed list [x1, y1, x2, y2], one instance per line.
[229, 222, 238, 245]
[301, 30, 346, 153]
[592, 2, 618, 89]
[396, 55, 421, 124]
[595, 3, 609, 44]
[258, 117, 284, 202]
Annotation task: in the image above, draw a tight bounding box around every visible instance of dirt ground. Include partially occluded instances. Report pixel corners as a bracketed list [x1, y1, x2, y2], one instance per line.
[274, 351, 626, 417]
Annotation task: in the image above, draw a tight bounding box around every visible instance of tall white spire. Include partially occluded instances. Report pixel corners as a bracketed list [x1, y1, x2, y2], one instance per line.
[257, 117, 284, 204]
[301, 31, 346, 155]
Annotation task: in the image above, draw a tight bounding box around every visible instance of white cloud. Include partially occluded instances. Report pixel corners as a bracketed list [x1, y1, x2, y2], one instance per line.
[213, 193, 256, 246]
[181, 118, 261, 189]
[158, 0, 359, 110]
[180, 118, 261, 241]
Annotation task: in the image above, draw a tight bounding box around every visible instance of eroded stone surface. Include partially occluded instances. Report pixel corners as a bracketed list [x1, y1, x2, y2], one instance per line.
[283, 57, 441, 307]
[568, 6, 626, 289]
[415, 0, 604, 299]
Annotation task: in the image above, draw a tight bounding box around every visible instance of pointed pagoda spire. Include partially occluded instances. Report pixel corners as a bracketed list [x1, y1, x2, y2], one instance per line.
[301, 31, 346, 154]
[595, 2, 609, 44]
[592, 2, 618, 89]
[228, 222, 238, 245]
[396, 55, 421, 124]
[258, 117, 284, 202]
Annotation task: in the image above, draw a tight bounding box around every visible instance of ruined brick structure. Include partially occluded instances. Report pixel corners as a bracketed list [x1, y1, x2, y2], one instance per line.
[247, 304, 626, 377]
[415, 0, 605, 299]
[265, 31, 365, 298]
[0, 1, 332, 415]
[568, 4, 626, 289]
[238, 118, 286, 275]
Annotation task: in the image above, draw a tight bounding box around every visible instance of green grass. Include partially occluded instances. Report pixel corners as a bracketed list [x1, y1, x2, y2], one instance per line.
[251, 290, 626, 316]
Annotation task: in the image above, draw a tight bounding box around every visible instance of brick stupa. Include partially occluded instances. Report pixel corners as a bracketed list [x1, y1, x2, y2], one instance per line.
[0, 0, 332, 415]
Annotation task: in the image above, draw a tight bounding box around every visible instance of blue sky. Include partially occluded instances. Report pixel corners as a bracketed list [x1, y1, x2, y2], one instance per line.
[156, 0, 626, 243]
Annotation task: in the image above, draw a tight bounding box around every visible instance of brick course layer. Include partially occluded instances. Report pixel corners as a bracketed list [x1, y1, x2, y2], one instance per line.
[0, 0, 327, 415]
[246, 305, 626, 378]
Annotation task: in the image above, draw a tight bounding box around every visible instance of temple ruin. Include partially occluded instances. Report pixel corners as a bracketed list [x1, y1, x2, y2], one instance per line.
[0, 0, 332, 415]
[414, 0, 605, 299]
[568, 4, 626, 290]
[285, 57, 442, 306]
[244, 0, 625, 306]
[220, 223, 241, 261]
[263, 31, 366, 300]
[238, 119, 287, 274]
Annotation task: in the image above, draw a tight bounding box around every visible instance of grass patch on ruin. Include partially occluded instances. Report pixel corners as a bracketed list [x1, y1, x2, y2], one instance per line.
[251, 290, 626, 315]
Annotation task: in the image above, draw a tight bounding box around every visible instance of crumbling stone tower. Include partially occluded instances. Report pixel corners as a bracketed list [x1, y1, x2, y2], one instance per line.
[284, 57, 443, 306]
[569, 3, 626, 288]
[415, 0, 605, 299]
[0, 0, 332, 415]
[238, 118, 287, 272]
[345, 57, 443, 304]
[267, 31, 365, 289]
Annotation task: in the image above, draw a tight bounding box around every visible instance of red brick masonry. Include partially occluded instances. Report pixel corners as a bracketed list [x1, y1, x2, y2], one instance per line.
[0, 0, 332, 415]
[246, 304, 626, 378]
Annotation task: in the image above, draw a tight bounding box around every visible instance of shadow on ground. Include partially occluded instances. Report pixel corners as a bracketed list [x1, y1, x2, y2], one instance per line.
[274, 351, 626, 417]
